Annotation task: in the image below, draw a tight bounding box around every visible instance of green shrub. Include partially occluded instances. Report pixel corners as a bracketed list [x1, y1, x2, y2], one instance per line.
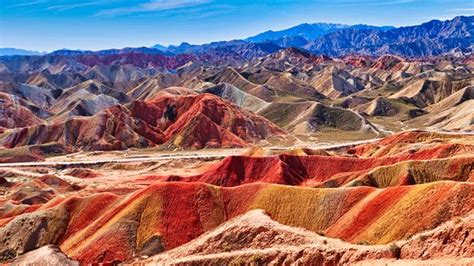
[0, 249, 17, 262]
[389, 243, 401, 259]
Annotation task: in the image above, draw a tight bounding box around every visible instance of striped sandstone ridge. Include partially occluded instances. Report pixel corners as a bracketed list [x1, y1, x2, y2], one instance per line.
[141, 209, 473, 265]
[0, 181, 472, 263]
[0, 94, 286, 152]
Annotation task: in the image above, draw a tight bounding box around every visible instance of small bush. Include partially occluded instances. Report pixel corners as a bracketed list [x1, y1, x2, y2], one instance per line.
[453, 217, 462, 225]
[323, 180, 338, 188]
[221, 243, 232, 252]
[229, 257, 246, 266]
[0, 249, 17, 262]
[389, 243, 401, 259]
[252, 254, 265, 265]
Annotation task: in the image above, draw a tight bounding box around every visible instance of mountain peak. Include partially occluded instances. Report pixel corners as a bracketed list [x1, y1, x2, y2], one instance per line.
[245, 22, 392, 43]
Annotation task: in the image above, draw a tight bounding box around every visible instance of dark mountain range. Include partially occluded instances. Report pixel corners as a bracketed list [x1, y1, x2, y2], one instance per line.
[2, 16, 471, 60]
[350, 24, 395, 31]
[163, 40, 281, 58]
[165, 40, 246, 55]
[269, 36, 309, 48]
[305, 16, 473, 56]
[245, 23, 349, 43]
[245, 23, 394, 43]
[150, 16, 474, 58]
[151, 44, 168, 51]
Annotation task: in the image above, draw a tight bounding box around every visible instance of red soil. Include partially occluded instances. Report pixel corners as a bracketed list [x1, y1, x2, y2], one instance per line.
[342, 54, 373, 68]
[61, 193, 120, 241]
[129, 93, 286, 148]
[6, 175, 78, 205]
[1, 94, 285, 151]
[64, 168, 101, 179]
[370, 54, 405, 70]
[1, 180, 472, 263]
[347, 131, 473, 158]
[180, 146, 471, 187]
[0, 92, 43, 133]
[0, 132, 472, 263]
[328, 186, 411, 241]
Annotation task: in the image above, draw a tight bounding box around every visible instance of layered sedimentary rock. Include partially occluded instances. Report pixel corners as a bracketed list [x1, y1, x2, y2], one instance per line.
[142, 209, 474, 265]
[0, 94, 286, 152]
[0, 26, 473, 265]
[1, 181, 472, 263]
[0, 131, 472, 264]
[0, 92, 43, 133]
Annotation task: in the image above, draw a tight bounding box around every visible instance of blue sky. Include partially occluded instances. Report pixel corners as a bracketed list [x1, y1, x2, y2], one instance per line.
[0, 0, 472, 52]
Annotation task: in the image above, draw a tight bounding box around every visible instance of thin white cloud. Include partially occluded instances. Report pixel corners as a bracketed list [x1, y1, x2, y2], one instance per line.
[434, 7, 474, 20]
[180, 9, 230, 20]
[449, 8, 474, 12]
[173, 5, 235, 20]
[9, 0, 48, 7]
[96, 0, 211, 17]
[130, 4, 234, 19]
[45, 1, 106, 12]
[330, 0, 416, 7]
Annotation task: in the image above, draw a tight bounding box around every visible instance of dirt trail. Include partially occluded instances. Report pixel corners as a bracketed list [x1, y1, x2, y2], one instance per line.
[1, 129, 471, 168]
[0, 139, 382, 167]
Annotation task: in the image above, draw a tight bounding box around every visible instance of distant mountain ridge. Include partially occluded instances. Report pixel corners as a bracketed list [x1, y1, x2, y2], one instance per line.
[50, 47, 172, 56]
[245, 23, 394, 43]
[0, 48, 45, 56]
[245, 23, 349, 42]
[2, 16, 472, 58]
[152, 16, 473, 57]
[305, 16, 474, 56]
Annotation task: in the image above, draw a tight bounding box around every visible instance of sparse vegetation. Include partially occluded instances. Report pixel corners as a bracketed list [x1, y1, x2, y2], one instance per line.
[453, 217, 462, 225]
[252, 254, 265, 265]
[221, 243, 232, 252]
[0, 249, 17, 262]
[389, 243, 401, 259]
[229, 257, 247, 266]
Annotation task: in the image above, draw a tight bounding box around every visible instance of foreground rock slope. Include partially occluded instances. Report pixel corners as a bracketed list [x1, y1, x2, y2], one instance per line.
[0, 131, 472, 264]
[141, 209, 474, 265]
